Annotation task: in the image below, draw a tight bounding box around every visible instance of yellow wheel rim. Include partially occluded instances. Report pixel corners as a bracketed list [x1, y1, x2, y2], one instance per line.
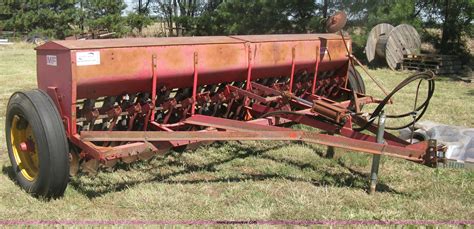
[10, 115, 39, 181]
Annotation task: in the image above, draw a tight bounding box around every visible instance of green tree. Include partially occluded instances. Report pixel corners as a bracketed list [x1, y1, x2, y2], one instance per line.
[429, 0, 473, 54]
[192, 0, 319, 36]
[80, 0, 129, 36]
[331, 0, 472, 57]
[154, 0, 206, 36]
[0, 0, 79, 39]
[366, 0, 422, 28]
[127, 0, 153, 34]
[127, 12, 153, 34]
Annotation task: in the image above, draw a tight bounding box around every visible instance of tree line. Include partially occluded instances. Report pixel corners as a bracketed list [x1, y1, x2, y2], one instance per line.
[0, 0, 472, 56]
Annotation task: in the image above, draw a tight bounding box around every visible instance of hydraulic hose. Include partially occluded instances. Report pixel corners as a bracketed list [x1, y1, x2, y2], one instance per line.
[259, 71, 435, 132]
[353, 71, 436, 131]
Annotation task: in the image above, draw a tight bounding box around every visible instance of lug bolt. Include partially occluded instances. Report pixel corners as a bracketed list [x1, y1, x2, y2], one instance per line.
[19, 142, 28, 151]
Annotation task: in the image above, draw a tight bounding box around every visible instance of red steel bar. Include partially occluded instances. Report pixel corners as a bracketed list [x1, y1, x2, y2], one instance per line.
[311, 46, 320, 94]
[289, 47, 296, 92]
[184, 114, 292, 132]
[79, 130, 426, 162]
[151, 54, 158, 120]
[245, 43, 253, 90]
[191, 52, 199, 115]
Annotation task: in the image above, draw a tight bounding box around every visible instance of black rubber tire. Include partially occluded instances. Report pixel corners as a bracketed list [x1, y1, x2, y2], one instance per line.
[5, 89, 69, 199]
[347, 66, 366, 112]
[348, 66, 366, 94]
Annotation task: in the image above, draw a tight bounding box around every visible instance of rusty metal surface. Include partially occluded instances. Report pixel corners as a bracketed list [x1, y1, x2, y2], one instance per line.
[36, 36, 243, 50]
[311, 99, 348, 123]
[80, 130, 301, 142]
[37, 34, 346, 51]
[103, 142, 157, 161]
[227, 85, 273, 103]
[326, 11, 348, 33]
[33, 30, 440, 172]
[184, 114, 291, 132]
[79, 130, 426, 163]
[230, 34, 346, 42]
[301, 132, 424, 161]
[37, 34, 350, 103]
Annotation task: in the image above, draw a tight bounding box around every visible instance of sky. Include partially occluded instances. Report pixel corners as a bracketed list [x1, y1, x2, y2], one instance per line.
[124, 0, 136, 14]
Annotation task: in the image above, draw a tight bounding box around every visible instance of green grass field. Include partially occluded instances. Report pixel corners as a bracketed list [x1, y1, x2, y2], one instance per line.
[0, 43, 472, 222]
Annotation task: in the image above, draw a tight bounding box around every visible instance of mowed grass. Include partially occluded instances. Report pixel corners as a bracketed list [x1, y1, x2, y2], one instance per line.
[0, 44, 472, 221]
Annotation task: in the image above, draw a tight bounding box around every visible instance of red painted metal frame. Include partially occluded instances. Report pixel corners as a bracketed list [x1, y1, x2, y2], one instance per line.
[245, 43, 253, 90]
[289, 47, 296, 92]
[70, 82, 438, 166]
[34, 34, 442, 170]
[191, 52, 199, 116]
[311, 47, 321, 94]
[80, 129, 427, 162]
[151, 54, 158, 120]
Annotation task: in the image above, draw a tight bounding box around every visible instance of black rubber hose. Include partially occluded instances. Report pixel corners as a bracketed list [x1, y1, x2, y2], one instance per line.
[259, 71, 435, 132]
[353, 71, 435, 131]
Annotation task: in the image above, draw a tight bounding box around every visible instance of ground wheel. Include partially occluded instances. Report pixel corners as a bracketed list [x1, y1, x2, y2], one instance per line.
[348, 66, 366, 94]
[347, 66, 366, 111]
[5, 89, 69, 198]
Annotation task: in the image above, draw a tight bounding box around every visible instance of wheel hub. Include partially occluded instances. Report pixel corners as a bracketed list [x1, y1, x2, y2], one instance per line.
[10, 115, 39, 181]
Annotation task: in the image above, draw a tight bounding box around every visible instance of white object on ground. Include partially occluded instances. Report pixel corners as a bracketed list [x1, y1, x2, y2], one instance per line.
[399, 121, 474, 163]
[0, 38, 13, 45]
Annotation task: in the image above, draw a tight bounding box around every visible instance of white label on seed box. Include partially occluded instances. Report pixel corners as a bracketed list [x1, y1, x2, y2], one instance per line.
[76, 51, 100, 66]
[46, 55, 57, 66]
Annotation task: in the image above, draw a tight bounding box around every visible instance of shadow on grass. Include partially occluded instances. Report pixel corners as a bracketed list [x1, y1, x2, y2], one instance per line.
[334, 159, 402, 194]
[2, 164, 16, 181]
[69, 142, 403, 199]
[468, 89, 474, 96]
[434, 74, 469, 83]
